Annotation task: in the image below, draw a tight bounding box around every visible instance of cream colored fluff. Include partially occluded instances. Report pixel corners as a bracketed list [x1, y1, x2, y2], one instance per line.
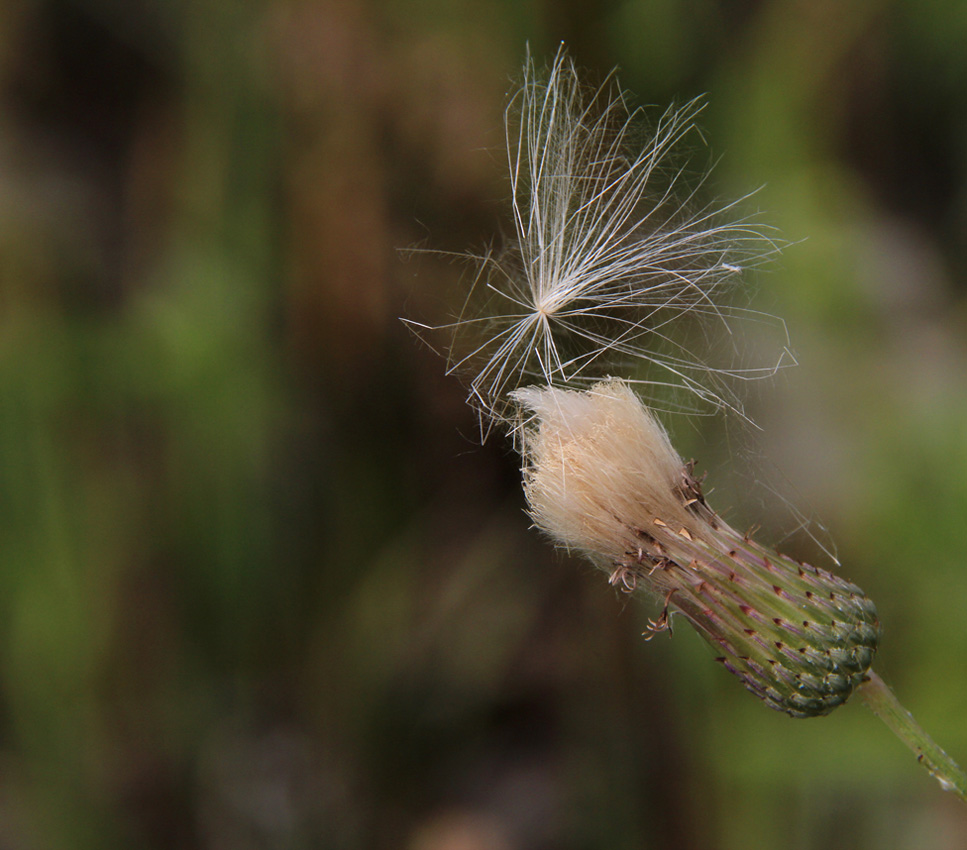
[513, 380, 700, 565]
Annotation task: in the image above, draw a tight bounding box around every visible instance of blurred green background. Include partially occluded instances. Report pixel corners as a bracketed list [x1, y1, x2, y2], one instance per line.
[2, 0, 967, 848]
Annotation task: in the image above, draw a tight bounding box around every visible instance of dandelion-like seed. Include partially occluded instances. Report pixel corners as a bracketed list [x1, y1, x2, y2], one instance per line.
[409, 48, 787, 434]
[408, 46, 967, 800]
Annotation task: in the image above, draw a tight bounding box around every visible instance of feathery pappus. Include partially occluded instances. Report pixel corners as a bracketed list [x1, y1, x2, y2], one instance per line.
[407, 46, 789, 436]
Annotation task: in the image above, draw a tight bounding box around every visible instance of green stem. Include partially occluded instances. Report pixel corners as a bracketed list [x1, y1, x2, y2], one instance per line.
[859, 670, 967, 802]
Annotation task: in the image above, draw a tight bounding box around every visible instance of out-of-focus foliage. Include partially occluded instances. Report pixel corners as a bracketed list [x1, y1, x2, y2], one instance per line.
[1, 1, 966, 848]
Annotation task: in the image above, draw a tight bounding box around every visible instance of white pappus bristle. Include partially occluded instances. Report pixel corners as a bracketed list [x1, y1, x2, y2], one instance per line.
[512, 380, 697, 565]
[430, 46, 784, 434]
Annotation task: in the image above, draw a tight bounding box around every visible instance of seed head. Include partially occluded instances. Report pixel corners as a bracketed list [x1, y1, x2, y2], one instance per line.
[513, 380, 880, 718]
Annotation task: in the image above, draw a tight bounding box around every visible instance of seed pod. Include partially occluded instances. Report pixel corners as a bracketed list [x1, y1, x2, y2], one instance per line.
[513, 379, 879, 718]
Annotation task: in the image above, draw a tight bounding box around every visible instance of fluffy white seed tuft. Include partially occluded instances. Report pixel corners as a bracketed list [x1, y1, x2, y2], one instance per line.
[512, 379, 697, 565]
[412, 46, 788, 437]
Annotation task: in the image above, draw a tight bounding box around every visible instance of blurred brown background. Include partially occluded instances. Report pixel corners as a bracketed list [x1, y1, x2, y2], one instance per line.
[2, 1, 967, 848]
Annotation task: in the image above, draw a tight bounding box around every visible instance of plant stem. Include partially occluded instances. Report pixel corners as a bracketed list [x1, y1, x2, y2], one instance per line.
[859, 670, 967, 802]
